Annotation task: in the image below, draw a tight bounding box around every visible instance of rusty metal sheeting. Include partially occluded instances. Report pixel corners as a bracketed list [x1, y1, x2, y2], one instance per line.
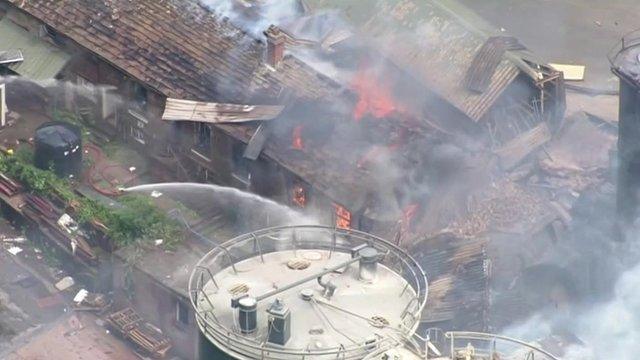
[162, 98, 284, 124]
[465, 36, 526, 93]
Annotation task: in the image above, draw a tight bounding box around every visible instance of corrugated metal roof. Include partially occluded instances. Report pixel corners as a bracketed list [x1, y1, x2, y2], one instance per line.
[305, 0, 543, 122]
[0, 18, 70, 81]
[162, 98, 284, 124]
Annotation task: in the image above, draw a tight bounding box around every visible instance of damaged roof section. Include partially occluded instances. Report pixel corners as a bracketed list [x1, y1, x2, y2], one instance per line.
[304, 0, 550, 122]
[162, 98, 284, 124]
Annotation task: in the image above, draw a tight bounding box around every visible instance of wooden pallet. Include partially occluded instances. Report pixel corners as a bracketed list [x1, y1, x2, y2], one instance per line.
[107, 307, 172, 358]
[129, 322, 172, 358]
[107, 307, 142, 333]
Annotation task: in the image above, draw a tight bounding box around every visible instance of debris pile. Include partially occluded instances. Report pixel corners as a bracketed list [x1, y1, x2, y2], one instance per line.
[442, 181, 548, 239]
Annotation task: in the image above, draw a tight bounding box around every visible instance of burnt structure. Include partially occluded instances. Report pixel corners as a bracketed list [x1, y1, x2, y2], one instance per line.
[0, 0, 568, 357]
[610, 32, 640, 225]
[0, 0, 565, 239]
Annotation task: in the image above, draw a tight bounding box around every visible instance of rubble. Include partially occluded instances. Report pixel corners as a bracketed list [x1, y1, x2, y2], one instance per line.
[440, 181, 551, 239]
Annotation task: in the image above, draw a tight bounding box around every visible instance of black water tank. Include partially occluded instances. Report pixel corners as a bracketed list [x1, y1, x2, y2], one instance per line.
[34, 122, 82, 178]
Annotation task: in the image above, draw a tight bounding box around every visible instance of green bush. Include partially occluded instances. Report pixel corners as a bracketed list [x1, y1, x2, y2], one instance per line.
[0, 152, 183, 248]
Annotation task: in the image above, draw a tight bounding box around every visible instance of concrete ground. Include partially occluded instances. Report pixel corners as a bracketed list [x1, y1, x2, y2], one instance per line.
[458, 0, 640, 92]
[5, 313, 139, 360]
[0, 218, 139, 359]
[0, 218, 64, 354]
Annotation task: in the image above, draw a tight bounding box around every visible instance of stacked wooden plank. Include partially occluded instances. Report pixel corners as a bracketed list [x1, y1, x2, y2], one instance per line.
[0, 173, 21, 196]
[107, 308, 172, 358]
[25, 194, 60, 220]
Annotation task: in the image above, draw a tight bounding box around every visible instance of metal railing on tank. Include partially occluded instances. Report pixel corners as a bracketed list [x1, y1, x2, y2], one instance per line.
[608, 28, 640, 68]
[188, 225, 428, 360]
[442, 332, 559, 360]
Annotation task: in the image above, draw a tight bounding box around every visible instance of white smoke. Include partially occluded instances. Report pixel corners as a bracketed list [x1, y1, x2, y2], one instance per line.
[199, 0, 300, 36]
[565, 261, 640, 359]
[504, 258, 640, 360]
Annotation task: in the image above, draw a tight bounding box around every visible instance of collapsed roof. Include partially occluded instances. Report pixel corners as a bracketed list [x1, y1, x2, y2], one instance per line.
[300, 0, 556, 122]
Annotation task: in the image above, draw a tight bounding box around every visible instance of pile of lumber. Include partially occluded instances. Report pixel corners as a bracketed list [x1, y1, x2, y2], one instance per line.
[107, 307, 172, 358]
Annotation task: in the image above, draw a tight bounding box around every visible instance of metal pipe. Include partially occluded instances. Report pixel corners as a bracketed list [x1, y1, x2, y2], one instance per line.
[255, 256, 361, 302]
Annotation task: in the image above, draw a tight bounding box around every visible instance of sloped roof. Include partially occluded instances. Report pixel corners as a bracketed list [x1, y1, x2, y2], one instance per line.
[6, 0, 345, 103]
[7, 0, 265, 101]
[0, 17, 70, 80]
[304, 0, 545, 122]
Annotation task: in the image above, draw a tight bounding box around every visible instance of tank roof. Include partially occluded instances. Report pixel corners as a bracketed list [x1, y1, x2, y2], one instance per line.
[610, 30, 640, 85]
[189, 226, 428, 359]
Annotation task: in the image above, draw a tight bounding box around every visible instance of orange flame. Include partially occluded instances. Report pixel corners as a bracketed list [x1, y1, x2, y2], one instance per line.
[351, 69, 398, 121]
[334, 204, 352, 229]
[292, 184, 306, 208]
[292, 125, 304, 150]
[399, 203, 419, 236]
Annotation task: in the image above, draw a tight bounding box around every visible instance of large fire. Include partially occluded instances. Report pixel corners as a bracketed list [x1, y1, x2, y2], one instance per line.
[351, 69, 399, 121]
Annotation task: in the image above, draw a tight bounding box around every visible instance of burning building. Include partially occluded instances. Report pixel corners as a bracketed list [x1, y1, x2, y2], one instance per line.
[0, 0, 565, 239]
[0, 0, 575, 357]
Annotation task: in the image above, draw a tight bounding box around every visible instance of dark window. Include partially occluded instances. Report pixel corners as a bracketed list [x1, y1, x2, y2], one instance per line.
[232, 142, 251, 184]
[43, 25, 65, 45]
[132, 83, 147, 110]
[194, 122, 212, 156]
[176, 301, 189, 326]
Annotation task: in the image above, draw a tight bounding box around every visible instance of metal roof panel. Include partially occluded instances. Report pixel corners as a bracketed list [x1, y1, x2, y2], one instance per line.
[0, 18, 70, 81]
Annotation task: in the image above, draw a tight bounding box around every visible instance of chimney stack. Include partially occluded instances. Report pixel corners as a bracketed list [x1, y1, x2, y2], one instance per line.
[265, 25, 285, 68]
